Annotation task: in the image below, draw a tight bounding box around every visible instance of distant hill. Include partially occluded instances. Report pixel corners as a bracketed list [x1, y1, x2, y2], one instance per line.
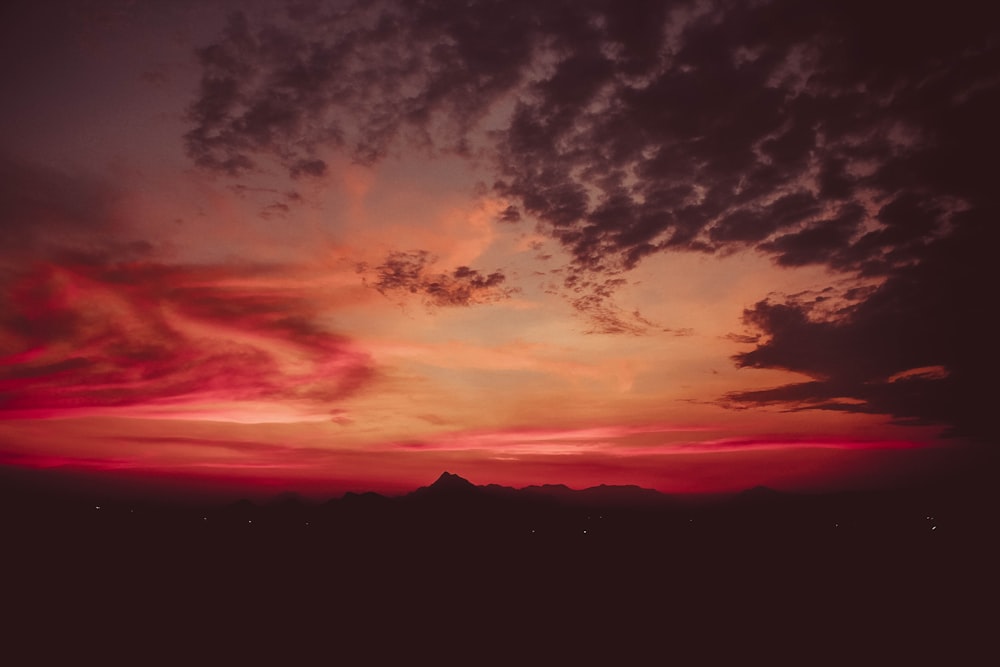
[399, 471, 679, 510]
[3, 465, 993, 540]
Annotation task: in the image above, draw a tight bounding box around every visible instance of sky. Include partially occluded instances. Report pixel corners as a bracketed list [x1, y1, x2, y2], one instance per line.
[0, 0, 996, 499]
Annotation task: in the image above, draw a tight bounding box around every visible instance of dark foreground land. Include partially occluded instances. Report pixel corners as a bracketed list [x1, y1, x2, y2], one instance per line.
[3, 470, 997, 664]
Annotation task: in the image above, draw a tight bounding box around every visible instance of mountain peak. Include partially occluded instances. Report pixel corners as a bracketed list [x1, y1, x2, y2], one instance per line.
[430, 471, 475, 489]
[405, 471, 480, 501]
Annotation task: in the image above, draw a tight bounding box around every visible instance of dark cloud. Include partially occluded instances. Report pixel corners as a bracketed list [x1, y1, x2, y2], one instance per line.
[497, 205, 521, 223]
[362, 250, 514, 307]
[726, 212, 998, 439]
[185, 1, 999, 437]
[709, 192, 821, 244]
[184, 1, 544, 173]
[289, 158, 328, 179]
[758, 203, 865, 268]
[185, 0, 997, 270]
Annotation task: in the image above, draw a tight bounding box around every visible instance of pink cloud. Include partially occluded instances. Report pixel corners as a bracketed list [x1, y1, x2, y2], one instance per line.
[376, 425, 927, 463]
[0, 260, 373, 420]
[612, 436, 925, 456]
[384, 423, 716, 456]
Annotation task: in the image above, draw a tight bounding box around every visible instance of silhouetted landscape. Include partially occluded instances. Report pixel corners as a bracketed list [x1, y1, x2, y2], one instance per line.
[3, 466, 996, 662]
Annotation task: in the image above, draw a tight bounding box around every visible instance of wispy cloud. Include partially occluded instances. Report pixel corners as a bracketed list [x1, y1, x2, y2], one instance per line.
[0, 260, 373, 420]
[360, 250, 515, 307]
[611, 436, 925, 457]
[383, 423, 715, 457]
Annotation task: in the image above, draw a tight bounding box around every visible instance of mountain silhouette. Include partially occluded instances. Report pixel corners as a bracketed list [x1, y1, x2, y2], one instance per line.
[429, 471, 477, 491]
[574, 483, 674, 508]
[337, 490, 390, 505]
[406, 471, 483, 501]
[398, 472, 681, 513]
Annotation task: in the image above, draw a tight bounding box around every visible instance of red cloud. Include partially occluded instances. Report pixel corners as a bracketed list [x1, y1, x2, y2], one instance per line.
[0, 260, 373, 420]
[613, 436, 924, 456]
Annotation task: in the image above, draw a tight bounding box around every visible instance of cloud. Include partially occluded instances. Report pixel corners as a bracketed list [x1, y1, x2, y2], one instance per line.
[497, 205, 521, 223]
[383, 422, 711, 457]
[183, 0, 999, 279]
[185, 1, 997, 271]
[184, 2, 541, 173]
[615, 436, 923, 456]
[361, 250, 514, 307]
[570, 295, 656, 336]
[288, 158, 328, 179]
[724, 214, 998, 439]
[0, 259, 374, 419]
[183, 0, 999, 438]
[378, 424, 920, 460]
[559, 272, 659, 335]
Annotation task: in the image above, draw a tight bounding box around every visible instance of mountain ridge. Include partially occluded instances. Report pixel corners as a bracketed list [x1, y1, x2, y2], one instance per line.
[401, 471, 683, 509]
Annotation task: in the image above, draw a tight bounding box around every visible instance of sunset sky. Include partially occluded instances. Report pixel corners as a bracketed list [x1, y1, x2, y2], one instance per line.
[1, 0, 995, 498]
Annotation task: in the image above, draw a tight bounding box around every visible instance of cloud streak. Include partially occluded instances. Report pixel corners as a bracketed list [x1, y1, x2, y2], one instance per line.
[0, 259, 373, 420]
[367, 425, 927, 470]
[614, 436, 924, 457]
[384, 423, 716, 456]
